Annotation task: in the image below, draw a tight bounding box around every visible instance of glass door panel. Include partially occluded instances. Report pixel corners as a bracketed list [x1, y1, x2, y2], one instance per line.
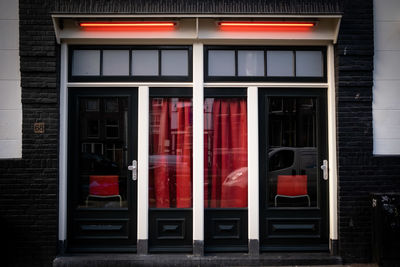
[204, 97, 248, 208]
[268, 97, 318, 208]
[149, 97, 193, 208]
[78, 97, 129, 209]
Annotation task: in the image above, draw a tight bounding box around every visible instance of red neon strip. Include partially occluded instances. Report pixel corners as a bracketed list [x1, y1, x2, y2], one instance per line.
[79, 22, 176, 27]
[218, 21, 315, 27]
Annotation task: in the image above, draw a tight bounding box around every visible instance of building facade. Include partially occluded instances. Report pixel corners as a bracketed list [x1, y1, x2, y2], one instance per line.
[0, 0, 399, 266]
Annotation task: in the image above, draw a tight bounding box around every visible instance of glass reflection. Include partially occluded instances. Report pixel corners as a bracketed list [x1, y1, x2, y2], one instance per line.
[78, 97, 128, 209]
[149, 98, 193, 208]
[268, 97, 317, 208]
[204, 97, 248, 208]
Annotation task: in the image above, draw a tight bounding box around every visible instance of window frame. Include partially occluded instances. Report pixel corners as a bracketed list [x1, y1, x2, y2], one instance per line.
[68, 45, 193, 82]
[204, 46, 327, 83]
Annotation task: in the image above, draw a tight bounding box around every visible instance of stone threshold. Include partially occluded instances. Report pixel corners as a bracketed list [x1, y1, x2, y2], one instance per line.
[53, 252, 343, 267]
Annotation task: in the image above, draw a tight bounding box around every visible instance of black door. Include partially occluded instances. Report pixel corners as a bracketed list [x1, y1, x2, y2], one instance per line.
[259, 88, 328, 251]
[68, 88, 138, 252]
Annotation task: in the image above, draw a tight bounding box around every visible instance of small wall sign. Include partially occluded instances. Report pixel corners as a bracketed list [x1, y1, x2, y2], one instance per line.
[34, 122, 45, 134]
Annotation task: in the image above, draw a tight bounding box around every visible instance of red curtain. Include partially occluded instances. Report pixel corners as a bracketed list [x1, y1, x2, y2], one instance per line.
[175, 100, 192, 207]
[204, 98, 248, 208]
[150, 98, 192, 208]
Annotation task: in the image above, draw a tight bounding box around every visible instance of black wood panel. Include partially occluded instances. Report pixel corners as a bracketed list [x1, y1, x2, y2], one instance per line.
[74, 218, 130, 240]
[149, 209, 192, 252]
[205, 209, 248, 252]
[156, 218, 186, 240]
[266, 218, 321, 238]
[68, 213, 136, 252]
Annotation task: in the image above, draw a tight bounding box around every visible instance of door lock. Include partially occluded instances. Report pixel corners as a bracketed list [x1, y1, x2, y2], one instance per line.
[128, 160, 137, 181]
[320, 159, 328, 180]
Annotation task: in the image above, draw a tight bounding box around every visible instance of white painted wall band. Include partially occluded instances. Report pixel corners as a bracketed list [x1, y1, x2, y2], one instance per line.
[247, 86, 259, 241]
[137, 86, 149, 240]
[327, 43, 338, 241]
[192, 42, 204, 242]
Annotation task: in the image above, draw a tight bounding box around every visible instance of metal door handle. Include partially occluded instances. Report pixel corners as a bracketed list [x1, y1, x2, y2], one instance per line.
[320, 159, 328, 180]
[128, 160, 137, 181]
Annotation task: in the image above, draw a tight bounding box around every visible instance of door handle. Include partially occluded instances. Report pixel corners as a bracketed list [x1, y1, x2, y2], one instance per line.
[320, 159, 328, 180]
[128, 160, 137, 181]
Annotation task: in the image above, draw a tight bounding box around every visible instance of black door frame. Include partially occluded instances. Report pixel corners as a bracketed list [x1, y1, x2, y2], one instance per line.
[258, 88, 329, 251]
[67, 87, 138, 252]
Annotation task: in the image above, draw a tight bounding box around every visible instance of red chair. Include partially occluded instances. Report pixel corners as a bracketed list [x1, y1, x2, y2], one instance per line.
[86, 175, 122, 207]
[275, 175, 310, 207]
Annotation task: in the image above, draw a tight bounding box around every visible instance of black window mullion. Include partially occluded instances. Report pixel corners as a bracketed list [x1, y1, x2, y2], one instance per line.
[129, 48, 132, 77]
[158, 50, 162, 77]
[204, 87, 247, 98]
[100, 49, 103, 76]
[235, 49, 238, 77]
[149, 87, 192, 98]
[264, 49, 268, 77]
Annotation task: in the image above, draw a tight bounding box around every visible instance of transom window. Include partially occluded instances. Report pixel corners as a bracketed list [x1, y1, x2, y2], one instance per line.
[205, 46, 326, 82]
[69, 46, 192, 82]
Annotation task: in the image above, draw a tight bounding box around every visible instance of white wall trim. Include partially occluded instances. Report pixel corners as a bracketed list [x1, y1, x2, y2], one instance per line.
[137, 86, 149, 240]
[247, 86, 259, 241]
[0, 0, 22, 159]
[372, 0, 400, 155]
[192, 42, 204, 242]
[59, 43, 68, 241]
[327, 43, 338, 241]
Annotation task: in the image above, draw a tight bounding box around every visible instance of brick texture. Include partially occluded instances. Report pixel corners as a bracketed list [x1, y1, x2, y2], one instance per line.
[0, 1, 58, 267]
[0, 0, 399, 266]
[336, 0, 400, 263]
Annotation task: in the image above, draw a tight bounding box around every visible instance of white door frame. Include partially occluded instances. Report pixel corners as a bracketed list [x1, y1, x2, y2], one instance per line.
[58, 41, 338, 253]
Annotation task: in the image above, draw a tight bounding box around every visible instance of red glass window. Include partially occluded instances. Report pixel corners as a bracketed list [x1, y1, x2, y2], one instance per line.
[204, 98, 248, 208]
[149, 98, 193, 208]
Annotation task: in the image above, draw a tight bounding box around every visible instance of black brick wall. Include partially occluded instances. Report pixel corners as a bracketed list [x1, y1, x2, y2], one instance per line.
[336, 0, 400, 263]
[53, 0, 341, 14]
[0, 0, 399, 266]
[0, 1, 58, 267]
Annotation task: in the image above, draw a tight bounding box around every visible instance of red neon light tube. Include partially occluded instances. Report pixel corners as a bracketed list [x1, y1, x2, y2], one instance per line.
[218, 21, 315, 27]
[79, 22, 176, 27]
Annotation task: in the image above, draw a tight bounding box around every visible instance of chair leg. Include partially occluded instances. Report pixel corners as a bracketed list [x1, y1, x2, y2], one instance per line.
[306, 195, 310, 207]
[118, 195, 122, 207]
[275, 195, 279, 207]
